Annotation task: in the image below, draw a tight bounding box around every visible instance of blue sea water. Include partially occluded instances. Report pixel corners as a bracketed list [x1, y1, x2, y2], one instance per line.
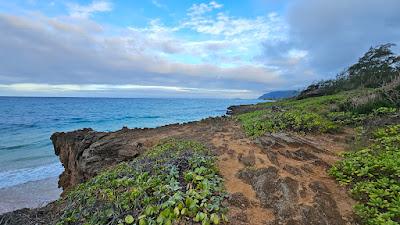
[0, 97, 263, 189]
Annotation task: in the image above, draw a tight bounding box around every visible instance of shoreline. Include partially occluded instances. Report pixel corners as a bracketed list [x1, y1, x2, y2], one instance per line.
[0, 101, 262, 215]
[0, 176, 61, 214]
[0, 104, 256, 215]
[0, 99, 361, 224]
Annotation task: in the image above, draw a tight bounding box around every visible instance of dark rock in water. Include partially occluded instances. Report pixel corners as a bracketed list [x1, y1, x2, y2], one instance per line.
[227, 105, 250, 115]
[226, 104, 266, 115]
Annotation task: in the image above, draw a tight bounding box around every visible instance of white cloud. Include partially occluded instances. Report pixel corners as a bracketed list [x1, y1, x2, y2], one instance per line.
[287, 49, 308, 59]
[124, 4, 288, 69]
[0, 83, 253, 97]
[187, 1, 223, 17]
[209, 1, 223, 9]
[0, 1, 300, 98]
[0, 12, 284, 92]
[182, 3, 288, 42]
[67, 0, 112, 19]
[151, 0, 167, 9]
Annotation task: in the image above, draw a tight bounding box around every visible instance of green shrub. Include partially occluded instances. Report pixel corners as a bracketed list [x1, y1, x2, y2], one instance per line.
[57, 139, 228, 225]
[327, 111, 373, 126]
[330, 125, 400, 225]
[327, 106, 398, 127]
[258, 92, 349, 114]
[237, 109, 338, 137]
[351, 99, 396, 114]
[372, 107, 397, 116]
[236, 93, 356, 137]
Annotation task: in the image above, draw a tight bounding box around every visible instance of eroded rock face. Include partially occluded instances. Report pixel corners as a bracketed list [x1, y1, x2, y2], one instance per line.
[51, 128, 144, 191]
[302, 181, 346, 225]
[237, 149, 256, 167]
[50, 117, 233, 192]
[238, 167, 299, 219]
[228, 192, 251, 209]
[228, 130, 358, 225]
[237, 167, 345, 225]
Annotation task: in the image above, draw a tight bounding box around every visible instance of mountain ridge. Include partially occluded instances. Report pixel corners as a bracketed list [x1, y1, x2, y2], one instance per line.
[258, 90, 299, 100]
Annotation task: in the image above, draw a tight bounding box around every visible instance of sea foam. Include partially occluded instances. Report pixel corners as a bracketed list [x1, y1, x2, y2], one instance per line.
[0, 162, 63, 189]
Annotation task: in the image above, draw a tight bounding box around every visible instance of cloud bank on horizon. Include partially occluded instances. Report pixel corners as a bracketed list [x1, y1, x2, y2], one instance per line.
[0, 0, 399, 98]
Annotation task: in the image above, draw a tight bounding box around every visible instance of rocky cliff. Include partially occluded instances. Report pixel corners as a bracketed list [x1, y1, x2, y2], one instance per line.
[52, 128, 143, 191]
[50, 118, 230, 192]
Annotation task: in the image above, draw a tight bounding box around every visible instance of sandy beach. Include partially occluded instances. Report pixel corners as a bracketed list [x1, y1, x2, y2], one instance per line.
[0, 177, 61, 214]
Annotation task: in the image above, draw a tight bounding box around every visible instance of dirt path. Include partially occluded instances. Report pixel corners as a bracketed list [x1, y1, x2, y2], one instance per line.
[207, 121, 357, 225]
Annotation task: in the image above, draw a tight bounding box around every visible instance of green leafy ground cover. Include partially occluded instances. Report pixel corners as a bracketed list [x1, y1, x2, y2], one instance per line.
[330, 125, 400, 225]
[236, 93, 349, 137]
[57, 139, 227, 225]
[237, 108, 338, 137]
[236, 89, 398, 137]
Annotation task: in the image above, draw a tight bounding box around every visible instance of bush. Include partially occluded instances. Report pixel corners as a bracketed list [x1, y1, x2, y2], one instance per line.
[326, 107, 397, 126]
[57, 139, 228, 225]
[266, 92, 349, 114]
[330, 125, 400, 225]
[327, 111, 366, 125]
[237, 109, 338, 137]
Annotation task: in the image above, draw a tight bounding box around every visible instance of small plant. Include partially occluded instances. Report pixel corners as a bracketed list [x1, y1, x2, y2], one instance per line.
[56, 139, 228, 225]
[330, 125, 400, 225]
[372, 107, 397, 116]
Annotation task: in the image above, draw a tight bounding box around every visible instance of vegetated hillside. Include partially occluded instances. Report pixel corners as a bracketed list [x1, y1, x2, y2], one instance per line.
[298, 43, 400, 101]
[237, 90, 400, 224]
[1, 44, 400, 225]
[237, 43, 400, 224]
[258, 90, 299, 100]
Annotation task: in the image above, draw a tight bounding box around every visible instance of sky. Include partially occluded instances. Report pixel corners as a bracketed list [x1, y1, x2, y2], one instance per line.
[0, 0, 399, 98]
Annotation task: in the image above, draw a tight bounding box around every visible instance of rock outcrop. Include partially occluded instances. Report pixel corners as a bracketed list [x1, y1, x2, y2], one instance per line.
[51, 128, 145, 191]
[50, 117, 231, 192]
[212, 122, 357, 224]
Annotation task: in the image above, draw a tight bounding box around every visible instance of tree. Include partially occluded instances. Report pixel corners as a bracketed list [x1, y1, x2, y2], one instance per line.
[298, 43, 400, 99]
[347, 43, 400, 88]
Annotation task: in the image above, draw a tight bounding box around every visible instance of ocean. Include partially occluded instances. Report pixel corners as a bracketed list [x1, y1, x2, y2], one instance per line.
[0, 97, 263, 190]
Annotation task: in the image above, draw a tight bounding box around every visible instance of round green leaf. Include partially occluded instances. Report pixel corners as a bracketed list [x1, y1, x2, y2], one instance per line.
[125, 215, 134, 224]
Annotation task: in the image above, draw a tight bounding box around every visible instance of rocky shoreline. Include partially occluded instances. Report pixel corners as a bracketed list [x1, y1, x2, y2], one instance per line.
[0, 105, 357, 225]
